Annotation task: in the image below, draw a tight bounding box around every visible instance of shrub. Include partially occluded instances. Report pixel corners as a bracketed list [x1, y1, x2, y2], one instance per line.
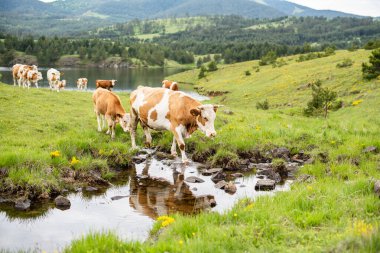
[304, 80, 337, 118]
[272, 58, 287, 68]
[207, 61, 218, 72]
[364, 39, 380, 50]
[256, 99, 269, 110]
[336, 58, 354, 68]
[362, 48, 380, 80]
[245, 70, 251, 76]
[198, 65, 206, 79]
[259, 50, 277, 66]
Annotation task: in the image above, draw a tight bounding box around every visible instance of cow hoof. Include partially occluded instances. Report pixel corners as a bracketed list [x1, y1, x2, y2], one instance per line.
[171, 152, 178, 157]
[182, 159, 190, 165]
[144, 142, 151, 148]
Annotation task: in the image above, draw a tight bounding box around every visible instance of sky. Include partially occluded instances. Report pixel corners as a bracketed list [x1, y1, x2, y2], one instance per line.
[39, 0, 380, 17]
[286, 0, 380, 17]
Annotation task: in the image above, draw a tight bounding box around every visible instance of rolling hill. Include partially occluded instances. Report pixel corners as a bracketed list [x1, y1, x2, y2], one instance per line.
[0, 0, 360, 36]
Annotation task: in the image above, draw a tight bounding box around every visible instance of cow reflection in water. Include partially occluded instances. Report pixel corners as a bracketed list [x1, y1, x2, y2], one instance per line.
[129, 162, 214, 219]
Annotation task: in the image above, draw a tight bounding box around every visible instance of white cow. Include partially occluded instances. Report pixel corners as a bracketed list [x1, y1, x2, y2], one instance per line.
[47, 68, 61, 90]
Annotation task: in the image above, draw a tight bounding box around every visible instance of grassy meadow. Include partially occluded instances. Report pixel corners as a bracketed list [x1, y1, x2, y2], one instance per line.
[0, 49, 379, 252]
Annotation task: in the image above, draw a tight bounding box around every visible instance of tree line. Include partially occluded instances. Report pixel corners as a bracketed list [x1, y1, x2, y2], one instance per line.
[0, 35, 194, 67]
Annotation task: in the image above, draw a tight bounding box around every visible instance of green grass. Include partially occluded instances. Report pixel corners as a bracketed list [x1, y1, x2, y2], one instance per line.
[0, 87, 136, 196]
[66, 49, 380, 252]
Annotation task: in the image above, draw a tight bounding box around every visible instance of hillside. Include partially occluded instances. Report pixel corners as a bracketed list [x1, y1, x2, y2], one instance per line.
[0, 0, 359, 36]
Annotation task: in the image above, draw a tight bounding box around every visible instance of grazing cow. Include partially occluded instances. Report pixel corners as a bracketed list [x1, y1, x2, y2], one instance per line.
[47, 68, 61, 90]
[77, 78, 88, 90]
[92, 88, 130, 139]
[25, 69, 43, 88]
[162, 80, 179, 91]
[130, 86, 222, 163]
[55, 80, 66, 92]
[12, 64, 38, 87]
[96, 80, 116, 90]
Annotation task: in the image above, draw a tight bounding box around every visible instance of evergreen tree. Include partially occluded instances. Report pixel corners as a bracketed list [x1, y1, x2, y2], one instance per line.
[207, 61, 218, 72]
[198, 65, 206, 79]
[362, 48, 380, 80]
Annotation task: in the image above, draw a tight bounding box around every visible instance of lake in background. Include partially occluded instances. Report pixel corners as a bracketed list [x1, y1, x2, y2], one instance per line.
[0, 67, 187, 91]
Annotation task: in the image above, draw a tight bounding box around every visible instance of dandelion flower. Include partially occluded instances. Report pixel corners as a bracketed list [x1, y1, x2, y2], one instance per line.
[179, 240, 184, 245]
[352, 100, 363, 106]
[50, 150, 60, 158]
[70, 156, 80, 166]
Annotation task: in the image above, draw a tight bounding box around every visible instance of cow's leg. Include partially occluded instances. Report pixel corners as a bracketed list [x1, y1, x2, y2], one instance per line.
[27, 80, 31, 89]
[105, 115, 115, 139]
[130, 109, 139, 148]
[35, 81, 38, 88]
[13, 77, 16, 86]
[171, 136, 177, 157]
[143, 126, 152, 147]
[171, 125, 188, 163]
[17, 78, 21, 87]
[96, 112, 102, 132]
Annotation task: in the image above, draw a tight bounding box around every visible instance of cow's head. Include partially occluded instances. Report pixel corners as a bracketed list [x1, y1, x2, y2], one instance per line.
[118, 113, 130, 132]
[111, 80, 117, 86]
[190, 104, 223, 138]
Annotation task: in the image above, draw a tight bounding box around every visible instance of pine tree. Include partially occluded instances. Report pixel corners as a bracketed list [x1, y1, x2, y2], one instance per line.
[362, 48, 380, 80]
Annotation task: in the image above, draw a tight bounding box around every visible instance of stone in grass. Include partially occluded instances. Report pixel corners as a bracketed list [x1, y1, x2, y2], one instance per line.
[14, 198, 31, 211]
[363, 146, 378, 154]
[185, 176, 205, 183]
[255, 179, 276, 191]
[374, 180, 380, 197]
[55, 195, 71, 210]
[231, 173, 244, 178]
[201, 168, 223, 176]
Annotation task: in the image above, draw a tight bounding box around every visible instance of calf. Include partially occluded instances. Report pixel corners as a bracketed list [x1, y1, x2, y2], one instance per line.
[92, 88, 130, 139]
[47, 68, 61, 90]
[96, 80, 116, 90]
[130, 86, 222, 163]
[77, 78, 88, 90]
[162, 80, 179, 91]
[55, 80, 66, 92]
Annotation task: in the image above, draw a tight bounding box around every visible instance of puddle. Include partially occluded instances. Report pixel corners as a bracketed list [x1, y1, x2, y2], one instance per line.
[0, 152, 292, 252]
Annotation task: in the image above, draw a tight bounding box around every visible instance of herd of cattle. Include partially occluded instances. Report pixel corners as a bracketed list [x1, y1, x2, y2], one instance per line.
[11, 64, 89, 91]
[11, 63, 221, 163]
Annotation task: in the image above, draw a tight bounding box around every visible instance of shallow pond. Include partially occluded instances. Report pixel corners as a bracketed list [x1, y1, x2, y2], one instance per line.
[0, 152, 291, 252]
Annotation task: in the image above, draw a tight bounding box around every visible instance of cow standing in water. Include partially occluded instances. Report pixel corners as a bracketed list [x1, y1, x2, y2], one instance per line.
[47, 68, 61, 91]
[129, 86, 222, 163]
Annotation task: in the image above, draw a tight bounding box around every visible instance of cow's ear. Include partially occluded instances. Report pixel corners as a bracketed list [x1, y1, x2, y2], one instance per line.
[190, 108, 201, 116]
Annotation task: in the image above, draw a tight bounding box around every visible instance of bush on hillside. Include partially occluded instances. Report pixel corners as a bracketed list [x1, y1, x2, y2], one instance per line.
[207, 61, 218, 72]
[336, 58, 354, 68]
[259, 50, 277, 66]
[362, 48, 380, 80]
[198, 65, 207, 79]
[256, 99, 269, 110]
[304, 80, 338, 118]
[245, 70, 251, 76]
[364, 39, 380, 50]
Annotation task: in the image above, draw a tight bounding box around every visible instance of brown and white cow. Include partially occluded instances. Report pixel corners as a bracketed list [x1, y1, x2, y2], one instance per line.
[55, 80, 66, 92]
[96, 80, 116, 90]
[77, 78, 88, 90]
[130, 86, 222, 163]
[12, 64, 38, 87]
[92, 88, 130, 139]
[25, 69, 43, 88]
[162, 80, 179, 91]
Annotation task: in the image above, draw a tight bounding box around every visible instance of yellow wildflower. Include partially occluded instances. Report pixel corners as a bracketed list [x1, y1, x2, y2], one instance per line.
[307, 186, 313, 191]
[245, 203, 254, 211]
[234, 213, 238, 217]
[50, 150, 60, 158]
[179, 240, 184, 245]
[192, 232, 196, 236]
[330, 141, 336, 145]
[157, 216, 175, 227]
[352, 100, 363, 106]
[70, 156, 80, 166]
[255, 125, 261, 131]
[353, 220, 374, 237]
